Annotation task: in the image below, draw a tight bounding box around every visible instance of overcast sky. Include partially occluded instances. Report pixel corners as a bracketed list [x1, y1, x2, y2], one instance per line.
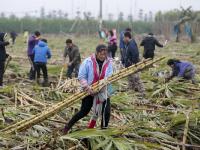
[0, 0, 199, 19]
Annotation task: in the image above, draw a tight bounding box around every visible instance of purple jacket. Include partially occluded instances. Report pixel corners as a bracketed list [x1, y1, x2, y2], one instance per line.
[173, 61, 195, 77]
[27, 35, 39, 56]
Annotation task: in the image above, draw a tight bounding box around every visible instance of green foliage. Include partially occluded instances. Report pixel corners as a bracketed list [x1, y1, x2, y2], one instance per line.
[0, 17, 153, 34]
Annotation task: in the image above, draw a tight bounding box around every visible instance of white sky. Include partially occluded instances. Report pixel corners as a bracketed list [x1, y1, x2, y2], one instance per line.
[0, 0, 199, 19]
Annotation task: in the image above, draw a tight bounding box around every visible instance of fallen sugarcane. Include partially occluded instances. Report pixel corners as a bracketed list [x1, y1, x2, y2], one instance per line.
[1, 57, 165, 134]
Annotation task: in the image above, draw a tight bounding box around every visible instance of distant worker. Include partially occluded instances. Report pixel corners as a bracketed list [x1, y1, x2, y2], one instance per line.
[108, 30, 117, 58]
[63, 44, 113, 134]
[33, 39, 51, 86]
[166, 59, 196, 84]
[27, 31, 41, 80]
[123, 31, 145, 97]
[140, 33, 163, 59]
[23, 30, 29, 43]
[119, 28, 131, 65]
[10, 31, 18, 45]
[0, 33, 10, 87]
[63, 39, 81, 78]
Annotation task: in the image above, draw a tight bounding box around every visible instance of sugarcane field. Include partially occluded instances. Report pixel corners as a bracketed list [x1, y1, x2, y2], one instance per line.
[1, 0, 200, 150]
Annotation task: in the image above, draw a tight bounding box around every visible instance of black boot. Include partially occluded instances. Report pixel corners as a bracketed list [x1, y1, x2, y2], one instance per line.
[42, 78, 49, 87]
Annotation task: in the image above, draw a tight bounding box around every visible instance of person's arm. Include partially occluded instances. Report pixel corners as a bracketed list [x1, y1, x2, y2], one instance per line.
[70, 48, 80, 65]
[129, 42, 139, 64]
[47, 48, 51, 59]
[119, 32, 124, 49]
[63, 47, 68, 63]
[78, 60, 94, 95]
[177, 67, 185, 77]
[0, 41, 9, 47]
[140, 39, 144, 46]
[32, 47, 35, 55]
[155, 38, 163, 47]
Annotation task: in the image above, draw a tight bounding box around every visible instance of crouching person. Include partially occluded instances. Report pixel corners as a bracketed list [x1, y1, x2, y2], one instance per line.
[166, 59, 196, 84]
[33, 39, 51, 86]
[63, 44, 113, 134]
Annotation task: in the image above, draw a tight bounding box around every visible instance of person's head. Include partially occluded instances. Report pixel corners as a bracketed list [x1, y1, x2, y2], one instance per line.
[123, 31, 132, 43]
[108, 30, 114, 37]
[41, 38, 47, 43]
[34, 31, 41, 38]
[66, 39, 73, 48]
[167, 59, 181, 68]
[148, 33, 154, 36]
[95, 44, 107, 61]
[125, 28, 131, 32]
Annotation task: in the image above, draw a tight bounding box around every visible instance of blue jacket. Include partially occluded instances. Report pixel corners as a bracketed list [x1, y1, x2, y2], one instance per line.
[33, 41, 51, 63]
[173, 61, 195, 77]
[124, 39, 139, 68]
[78, 55, 113, 85]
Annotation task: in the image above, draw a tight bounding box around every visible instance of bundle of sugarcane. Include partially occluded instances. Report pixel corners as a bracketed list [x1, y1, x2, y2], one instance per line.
[1, 57, 165, 134]
[56, 78, 81, 93]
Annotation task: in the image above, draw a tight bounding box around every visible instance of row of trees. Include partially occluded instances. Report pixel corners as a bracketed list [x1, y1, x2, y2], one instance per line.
[0, 8, 199, 36]
[0, 7, 155, 22]
[0, 17, 153, 34]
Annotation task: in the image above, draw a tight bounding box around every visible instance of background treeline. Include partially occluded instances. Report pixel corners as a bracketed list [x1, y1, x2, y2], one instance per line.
[0, 9, 199, 35]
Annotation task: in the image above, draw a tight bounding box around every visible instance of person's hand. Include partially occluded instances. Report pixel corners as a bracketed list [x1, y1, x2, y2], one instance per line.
[164, 77, 170, 83]
[35, 36, 41, 40]
[84, 86, 95, 96]
[68, 62, 72, 67]
[8, 38, 12, 44]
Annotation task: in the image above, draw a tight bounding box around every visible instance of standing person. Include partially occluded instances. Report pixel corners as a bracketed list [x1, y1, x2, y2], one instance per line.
[33, 39, 51, 85]
[119, 28, 131, 65]
[108, 30, 117, 58]
[23, 30, 29, 43]
[0, 33, 10, 87]
[10, 31, 18, 45]
[140, 33, 163, 59]
[166, 59, 196, 84]
[63, 44, 113, 134]
[63, 39, 81, 78]
[123, 31, 145, 97]
[27, 31, 41, 80]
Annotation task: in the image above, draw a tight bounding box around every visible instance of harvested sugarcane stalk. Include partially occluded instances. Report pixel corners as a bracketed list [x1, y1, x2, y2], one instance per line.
[56, 67, 64, 89]
[1, 57, 165, 134]
[17, 90, 48, 107]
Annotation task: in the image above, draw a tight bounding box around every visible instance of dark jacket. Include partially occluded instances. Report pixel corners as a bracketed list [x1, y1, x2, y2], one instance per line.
[10, 32, 17, 39]
[64, 44, 81, 65]
[27, 35, 39, 56]
[0, 33, 9, 62]
[140, 35, 163, 58]
[124, 39, 139, 68]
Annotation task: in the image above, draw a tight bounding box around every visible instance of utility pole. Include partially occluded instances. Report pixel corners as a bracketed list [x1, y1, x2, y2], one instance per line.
[99, 0, 103, 30]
